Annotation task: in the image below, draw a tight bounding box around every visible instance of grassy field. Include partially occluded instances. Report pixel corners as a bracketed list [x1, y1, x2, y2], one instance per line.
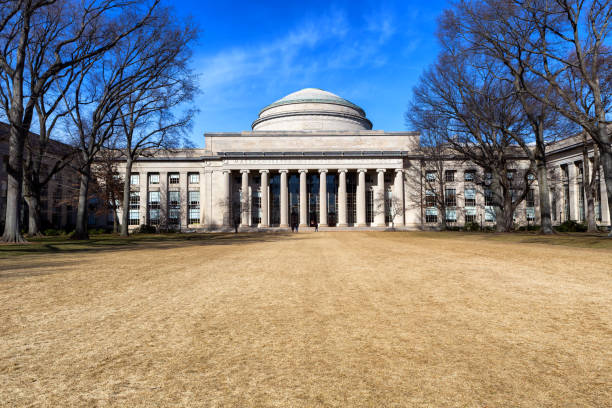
[1, 231, 611, 407]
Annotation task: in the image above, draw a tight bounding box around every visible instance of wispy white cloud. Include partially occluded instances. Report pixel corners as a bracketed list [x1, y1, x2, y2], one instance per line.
[195, 7, 398, 100]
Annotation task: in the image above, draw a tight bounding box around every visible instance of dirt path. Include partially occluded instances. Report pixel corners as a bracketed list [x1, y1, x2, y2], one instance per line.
[1, 232, 611, 407]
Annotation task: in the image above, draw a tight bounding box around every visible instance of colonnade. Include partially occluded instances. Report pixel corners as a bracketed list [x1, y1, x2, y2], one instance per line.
[225, 168, 405, 228]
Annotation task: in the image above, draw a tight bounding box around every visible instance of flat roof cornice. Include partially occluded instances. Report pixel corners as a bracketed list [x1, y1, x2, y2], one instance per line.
[205, 130, 420, 137]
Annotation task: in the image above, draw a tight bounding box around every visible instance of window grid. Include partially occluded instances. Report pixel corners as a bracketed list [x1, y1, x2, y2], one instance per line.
[189, 173, 200, 184]
[188, 191, 200, 224]
[129, 192, 140, 225]
[169, 173, 180, 184]
[168, 191, 180, 225]
[445, 170, 455, 182]
[445, 188, 456, 207]
[464, 170, 475, 182]
[148, 191, 160, 225]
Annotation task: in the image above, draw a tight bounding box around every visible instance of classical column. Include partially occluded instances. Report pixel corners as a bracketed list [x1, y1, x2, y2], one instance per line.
[299, 169, 308, 227]
[394, 169, 405, 227]
[279, 170, 289, 227]
[240, 170, 250, 227]
[222, 170, 231, 227]
[374, 169, 386, 227]
[260, 170, 269, 227]
[356, 169, 367, 227]
[568, 162, 578, 221]
[319, 169, 328, 227]
[337, 169, 348, 227]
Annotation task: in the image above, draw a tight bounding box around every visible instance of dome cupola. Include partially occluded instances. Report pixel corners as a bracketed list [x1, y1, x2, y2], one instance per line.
[252, 88, 372, 131]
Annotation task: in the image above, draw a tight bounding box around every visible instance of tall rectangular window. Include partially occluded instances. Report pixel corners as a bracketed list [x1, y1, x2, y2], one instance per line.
[485, 207, 496, 222]
[551, 188, 557, 222]
[189, 173, 200, 184]
[425, 171, 436, 182]
[130, 173, 140, 185]
[484, 189, 494, 206]
[169, 173, 180, 184]
[464, 170, 475, 182]
[252, 190, 262, 225]
[445, 188, 456, 207]
[188, 191, 200, 224]
[385, 188, 392, 224]
[465, 188, 476, 206]
[465, 207, 477, 223]
[168, 191, 180, 225]
[425, 190, 436, 207]
[445, 170, 455, 182]
[484, 188, 495, 222]
[149, 173, 159, 185]
[129, 192, 140, 225]
[446, 208, 457, 222]
[425, 208, 438, 223]
[148, 191, 160, 225]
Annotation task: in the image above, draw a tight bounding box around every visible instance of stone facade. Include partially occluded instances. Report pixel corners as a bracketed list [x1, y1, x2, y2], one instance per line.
[110, 88, 610, 231]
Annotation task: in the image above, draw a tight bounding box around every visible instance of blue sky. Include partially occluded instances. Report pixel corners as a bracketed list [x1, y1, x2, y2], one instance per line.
[179, 0, 451, 147]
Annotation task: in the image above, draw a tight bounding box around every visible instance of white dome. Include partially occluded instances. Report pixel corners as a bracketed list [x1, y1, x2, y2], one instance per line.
[252, 88, 372, 131]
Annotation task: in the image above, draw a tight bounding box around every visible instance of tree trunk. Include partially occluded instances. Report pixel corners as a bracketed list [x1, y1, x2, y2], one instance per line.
[120, 158, 133, 236]
[113, 207, 119, 233]
[1, 125, 27, 243]
[536, 160, 553, 234]
[72, 167, 90, 240]
[502, 191, 515, 232]
[23, 168, 43, 236]
[490, 171, 508, 232]
[24, 194, 42, 236]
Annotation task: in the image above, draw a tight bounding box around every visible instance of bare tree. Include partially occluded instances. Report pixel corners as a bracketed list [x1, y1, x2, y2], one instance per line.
[0, 0, 158, 242]
[447, 0, 612, 234]
[441, 1, 559, 233]
[117, 10, 198, 236]
[63, 44, 150, 239]
[91, 141, 123, 233]
[22, 64, 80, 236]
[409, 50, 535, 231]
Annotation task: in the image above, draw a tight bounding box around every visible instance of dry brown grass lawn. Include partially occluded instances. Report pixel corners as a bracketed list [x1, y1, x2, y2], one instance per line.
[1, 231, 611, 407]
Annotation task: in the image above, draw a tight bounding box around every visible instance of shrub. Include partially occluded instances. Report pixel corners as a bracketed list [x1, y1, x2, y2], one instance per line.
[43, 228, 61, 236]
[464, 221, 481, 232]
[134, 224, 157, 234]
[518, 225, 541, 232]
[554, 220, 587, 232]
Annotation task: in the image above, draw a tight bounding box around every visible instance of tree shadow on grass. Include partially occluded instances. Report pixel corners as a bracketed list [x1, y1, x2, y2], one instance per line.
[0, 232, 301, 260]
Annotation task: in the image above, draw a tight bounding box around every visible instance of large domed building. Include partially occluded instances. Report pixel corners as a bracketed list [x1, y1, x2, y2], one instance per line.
[112, 88, 609, 232]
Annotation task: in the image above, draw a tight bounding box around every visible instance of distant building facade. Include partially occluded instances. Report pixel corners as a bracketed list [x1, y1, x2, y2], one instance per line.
[1, 89, 609, 232]
[0, 124, 110, 231]
[111, 88, 610, 231]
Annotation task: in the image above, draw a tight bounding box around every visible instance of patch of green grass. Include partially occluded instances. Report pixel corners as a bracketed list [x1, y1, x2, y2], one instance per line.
[0, 232, 295, 259]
